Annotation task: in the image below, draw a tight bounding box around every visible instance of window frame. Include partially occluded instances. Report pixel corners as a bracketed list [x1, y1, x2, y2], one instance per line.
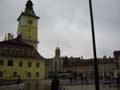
[8, 60, 13, 66]
[27, 72, 31, 78]
[28, 62, 32, 67]
[36, 62, 40, 68]
[36, 72, 39, 77]
[0, 71, 3, 77]
[0, 59, 4, 66]
[13, 72, 17, 77]
[19, 61, 23, 67]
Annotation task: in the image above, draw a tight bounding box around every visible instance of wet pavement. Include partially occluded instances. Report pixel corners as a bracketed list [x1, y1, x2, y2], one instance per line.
[0, 79, 119, 90]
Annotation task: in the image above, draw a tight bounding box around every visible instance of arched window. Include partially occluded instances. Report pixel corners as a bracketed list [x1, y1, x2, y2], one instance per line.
[27, 50, 31, 57]
[32, 51, 35, 57]
[7, 47, 10, 55]
[24, 49, 28, 56]
[10, 48, 14, 55]
[16, 49, 19, 56]
[21, 49, 24, 56]
[3, 47, 7, 55]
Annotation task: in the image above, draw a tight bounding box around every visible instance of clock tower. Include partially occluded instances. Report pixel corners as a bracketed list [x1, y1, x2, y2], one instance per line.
[17, 0, 39, 49]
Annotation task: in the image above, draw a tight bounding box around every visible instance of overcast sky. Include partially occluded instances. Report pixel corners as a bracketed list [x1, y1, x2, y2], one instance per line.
[0, 0, 120, 58]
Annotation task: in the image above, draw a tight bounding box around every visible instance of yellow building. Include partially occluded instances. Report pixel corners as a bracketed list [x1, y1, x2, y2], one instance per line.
[0, 0, 45, 80]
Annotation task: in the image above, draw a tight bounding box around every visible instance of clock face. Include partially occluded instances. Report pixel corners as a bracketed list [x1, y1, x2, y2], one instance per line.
[28, 19, 33, 24]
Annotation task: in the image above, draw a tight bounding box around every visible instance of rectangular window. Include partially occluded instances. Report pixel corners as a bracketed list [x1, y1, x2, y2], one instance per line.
[19, 61, 23, 67]
[0, 71, 3, 77]
[29, 29, 30, 32]
[36, 62, 40, 68]
[36, 72, 39, 77]
[28, 36, 31, 39]
[0, 60, 4, 65]
[27, 72, 31, 78]
[28, 62, 32, 67]
[8, 60, 13, 66]
[13, 72, 17, 77]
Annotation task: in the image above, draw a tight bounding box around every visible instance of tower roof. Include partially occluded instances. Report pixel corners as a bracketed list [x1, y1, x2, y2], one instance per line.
[17, 0, 39, 21]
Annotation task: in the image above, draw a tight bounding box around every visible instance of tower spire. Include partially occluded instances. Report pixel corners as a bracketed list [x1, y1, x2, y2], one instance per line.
[26, 0, 33, 10]
[17, 0, 39, 21]
[24, 0, 36, 16]
[55, 47, 60, 58]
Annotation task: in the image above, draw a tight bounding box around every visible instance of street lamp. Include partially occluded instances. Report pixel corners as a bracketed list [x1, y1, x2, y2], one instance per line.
[89, 0, 100, 90]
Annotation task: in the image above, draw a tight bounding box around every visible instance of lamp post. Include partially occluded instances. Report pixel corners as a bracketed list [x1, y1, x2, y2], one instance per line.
[89, 0, 100, 90]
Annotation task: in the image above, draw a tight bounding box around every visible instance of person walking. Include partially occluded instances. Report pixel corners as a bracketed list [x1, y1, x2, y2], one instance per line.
[51, 76, 60, 90]
[80, 74, 84, 84]
[69, 75, 72, 83]
[117, 76, 120, 90]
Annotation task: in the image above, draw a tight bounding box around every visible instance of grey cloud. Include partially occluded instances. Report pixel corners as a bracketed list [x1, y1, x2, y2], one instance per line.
[0, 0, 120, 58]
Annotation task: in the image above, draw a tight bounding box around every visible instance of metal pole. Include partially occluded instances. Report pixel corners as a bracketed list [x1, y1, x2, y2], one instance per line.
[89, 0, 100, 90]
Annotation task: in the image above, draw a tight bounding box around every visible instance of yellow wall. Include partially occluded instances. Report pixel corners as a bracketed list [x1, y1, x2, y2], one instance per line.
[0, 57, 44, 80]
[17, 15, 39, 48]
